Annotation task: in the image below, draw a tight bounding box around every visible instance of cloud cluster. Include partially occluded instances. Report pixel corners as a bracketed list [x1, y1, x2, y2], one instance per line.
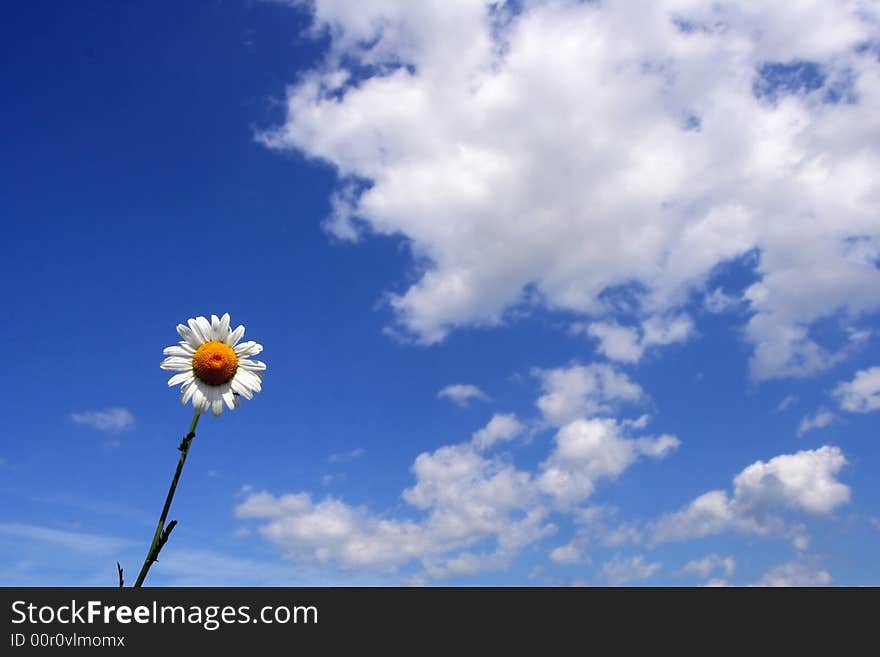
[264, 0, 880, 379]
[236, 363, 675, 578]
[235, 357, 849, 580]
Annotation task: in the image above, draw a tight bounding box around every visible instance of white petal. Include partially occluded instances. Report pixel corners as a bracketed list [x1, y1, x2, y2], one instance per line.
[233, 341, 263, 357]
[239, 358, 267, 372]
[192, 385, 210, 414]
[219, 313, 231, 341]
[181, 381, 198, 405]
[187, 318, 206, 344]
[177, 324, 201, 348]
[164, 345, 193, 357]
[195, 316, 213, 343]
[231, 375, 254, 399]
[221, 386, 236, 410]
[161, 356, 193, 371]
[211, 315, 221, 340]
[235, 368, 262, 392]
[167, 371, 193, 387]
[226, 324, 245, 346]
[211, 392, 224, 416]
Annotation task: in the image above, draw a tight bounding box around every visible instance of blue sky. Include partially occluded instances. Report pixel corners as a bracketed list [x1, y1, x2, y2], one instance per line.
[2, 0, 879, 587]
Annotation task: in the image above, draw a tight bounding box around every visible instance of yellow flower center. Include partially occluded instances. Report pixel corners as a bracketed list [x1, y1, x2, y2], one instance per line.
[192, 341, 238, 386]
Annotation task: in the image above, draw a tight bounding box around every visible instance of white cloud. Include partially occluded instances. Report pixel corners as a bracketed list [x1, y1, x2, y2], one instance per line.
[236, 373, 676, 579]
[578, 314, 694, 363]
[834, 366, 880, 413]
[472, 413, 524, 450]
[797, 409, 834, 436]
[236, 443, 553, 574]
[263, 0, 880, 379]
[734, 446, 850, 516]
[578, 323, 642, 363]
[653, 446, 850, 545]
[599, 555, 661, 585]
[538, 418, 680, 508]
[534, 363, 644, 426]
[682, 554, 736, 579]
[70, 408, 134, 432]
[328, 447, 366, 463]
[755, 561, 832, 587]
[437, 383, 489, 407]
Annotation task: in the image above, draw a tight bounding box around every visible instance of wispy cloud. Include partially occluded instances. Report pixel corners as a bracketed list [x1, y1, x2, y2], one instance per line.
[152, 547, 390, 587]
[70, 407, 135, 432]
[328, 447, 365, 463]
[776, 395, 798, 412]
[0, 522, 133, 554]
[31, 494, 152, 526]
[797, 409, 834, 436]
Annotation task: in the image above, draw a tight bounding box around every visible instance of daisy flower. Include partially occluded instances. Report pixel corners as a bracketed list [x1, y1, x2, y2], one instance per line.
[161, 313, 266, 416]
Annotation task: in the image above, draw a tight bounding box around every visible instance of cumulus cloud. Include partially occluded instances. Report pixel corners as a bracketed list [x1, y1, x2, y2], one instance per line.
[534, 363, 644, 426]
[437, 384, 489, 407]
[538, 418, 680, 508]
[236, 442, 554, 574]
[653, 446, 850, 546]
[599, 555, 661, 585]
[263, 0, 880, 379]
[472, 413, 524, 450]
[834, 366, 880, 412]
[797, 409, 834, 436]
[70, 408, 134, 432]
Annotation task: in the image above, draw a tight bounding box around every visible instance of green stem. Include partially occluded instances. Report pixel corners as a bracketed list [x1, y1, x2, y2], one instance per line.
[133, 412, 200, 588]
